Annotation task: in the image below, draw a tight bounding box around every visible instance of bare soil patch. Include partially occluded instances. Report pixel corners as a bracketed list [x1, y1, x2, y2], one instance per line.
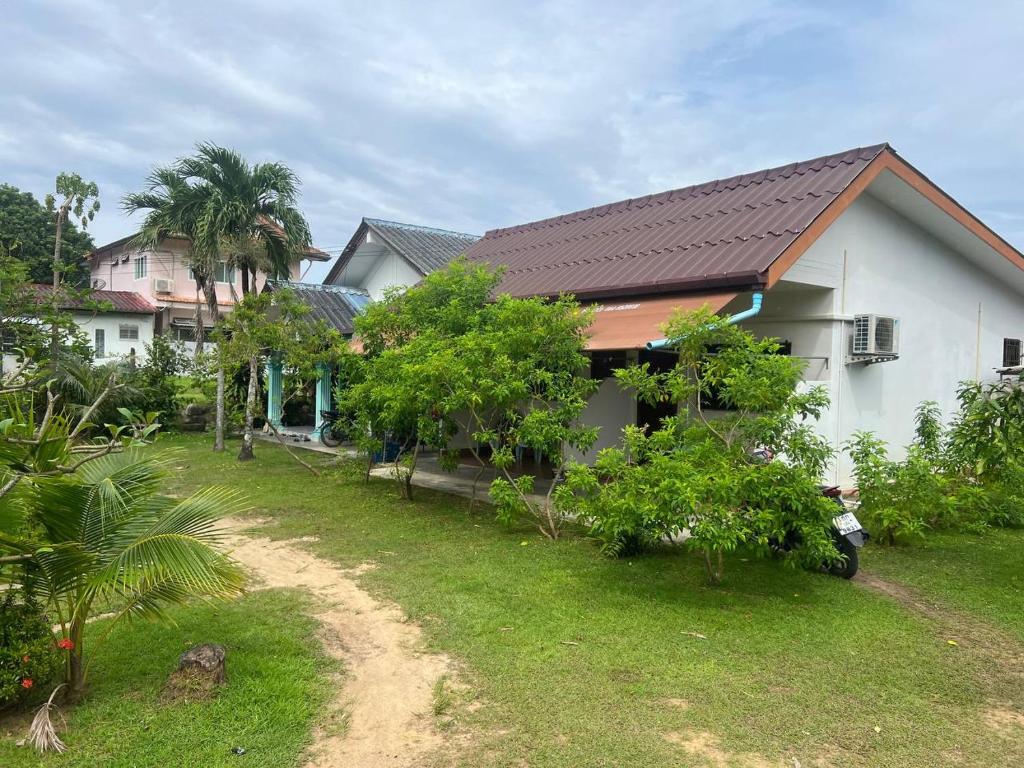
[664, 730, 778, 767]
[223, 518, 454, 768]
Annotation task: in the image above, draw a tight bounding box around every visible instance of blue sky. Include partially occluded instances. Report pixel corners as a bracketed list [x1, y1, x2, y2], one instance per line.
[3, 0, 1022, 281]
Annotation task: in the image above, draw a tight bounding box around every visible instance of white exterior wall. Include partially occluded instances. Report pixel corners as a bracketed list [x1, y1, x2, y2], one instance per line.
[74, 311, 155, 364]
[361, 251, 423, 301]
[772, 192, 1024, 484]
[568, 376, 637, 463]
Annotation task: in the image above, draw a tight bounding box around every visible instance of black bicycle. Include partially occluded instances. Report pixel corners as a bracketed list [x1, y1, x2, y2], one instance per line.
[318, 410, 343, 448]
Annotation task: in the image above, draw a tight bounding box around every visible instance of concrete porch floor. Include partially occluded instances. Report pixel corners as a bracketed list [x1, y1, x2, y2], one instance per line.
[368, 453, 551, 507]
[255, 425, 358, 457]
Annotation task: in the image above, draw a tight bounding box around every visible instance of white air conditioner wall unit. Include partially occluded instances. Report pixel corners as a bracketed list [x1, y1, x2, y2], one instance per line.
[153, 278, 174, 294]
[851, 314, 900, 357]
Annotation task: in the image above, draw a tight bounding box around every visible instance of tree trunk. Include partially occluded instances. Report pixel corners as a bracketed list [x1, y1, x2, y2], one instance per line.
[193, 283, 205, 357]
[50, 207, 67, 365]
[240, 267, 250, 296]
[66, 617, 86, 701]
[202, 277, 225, 453]
[237, 354, 258, 461]
[214, 364, 226, 452]
[703, 548, 723, 585]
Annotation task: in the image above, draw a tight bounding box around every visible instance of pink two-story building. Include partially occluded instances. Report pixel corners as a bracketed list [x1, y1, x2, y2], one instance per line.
[86, 235, 330, 348]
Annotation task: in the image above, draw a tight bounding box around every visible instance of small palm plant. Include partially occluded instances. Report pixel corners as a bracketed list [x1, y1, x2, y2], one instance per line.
[10, 451, 246, 698]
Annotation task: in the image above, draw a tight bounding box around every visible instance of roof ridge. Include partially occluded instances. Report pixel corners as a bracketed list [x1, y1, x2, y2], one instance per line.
[484, 144, 889, 240]
[365, 217, 479, 240]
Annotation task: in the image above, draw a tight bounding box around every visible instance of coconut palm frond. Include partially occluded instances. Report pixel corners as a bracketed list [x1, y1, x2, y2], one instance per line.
[27, 685, 67, 754]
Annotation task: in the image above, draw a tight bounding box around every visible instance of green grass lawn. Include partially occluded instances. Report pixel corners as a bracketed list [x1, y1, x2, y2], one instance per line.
[4, 434, 1021, 767]
[167, 436, 1024, 767]
[0, 590, 334, 768]
[861, 528, 1024, 643]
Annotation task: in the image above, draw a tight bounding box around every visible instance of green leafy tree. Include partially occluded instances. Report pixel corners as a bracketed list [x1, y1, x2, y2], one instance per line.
[0, 184, 94, 285]
[449, 294, 598, 537]
[345, 260, 502, 496]
[562, 307, 838, 583]
[124, 144, 312, 453]
[44, 174, 100, 362]
[347, 259, 599, 535]
[3, 452, 245, 698]
[217, 288, 347, 462]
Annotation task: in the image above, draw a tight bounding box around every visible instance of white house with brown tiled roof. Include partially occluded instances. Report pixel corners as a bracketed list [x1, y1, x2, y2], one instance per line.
[1, 285, 156, 372]
[466, 144, 1024, 484]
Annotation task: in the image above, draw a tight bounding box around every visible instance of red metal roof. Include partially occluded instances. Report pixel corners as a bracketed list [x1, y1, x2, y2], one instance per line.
[30, 284, 156, 314]
[465, 144, 888, 299]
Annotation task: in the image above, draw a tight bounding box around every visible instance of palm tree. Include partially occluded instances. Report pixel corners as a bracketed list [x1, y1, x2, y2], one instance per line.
[124, 144, 313, 455]
[4, 451, 245, 699]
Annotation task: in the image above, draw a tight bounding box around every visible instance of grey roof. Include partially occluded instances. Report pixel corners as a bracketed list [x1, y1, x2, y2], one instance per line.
[324, 218, 479, 284]
[264, 281, 370, 334]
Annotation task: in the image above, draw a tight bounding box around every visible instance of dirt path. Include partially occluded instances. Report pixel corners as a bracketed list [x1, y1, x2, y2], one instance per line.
[223, 518, 453, 768]
[855, 571, 1024, 676]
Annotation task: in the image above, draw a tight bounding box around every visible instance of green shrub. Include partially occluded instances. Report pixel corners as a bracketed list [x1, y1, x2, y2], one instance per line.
[0, 592, 61, 708]
[845, 432, 951, 545]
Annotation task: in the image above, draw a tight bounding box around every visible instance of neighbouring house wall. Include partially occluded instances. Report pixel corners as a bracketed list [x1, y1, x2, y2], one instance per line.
[360, 251, 423, 301]
[782, 192, 1024, 484]
[91, 239, 243, 305]
[73, 311, 155, 364]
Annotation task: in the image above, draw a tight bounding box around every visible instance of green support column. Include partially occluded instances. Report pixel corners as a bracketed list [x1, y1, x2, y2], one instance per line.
[266, 356, 283, 428]
[312, 362, 332, 438]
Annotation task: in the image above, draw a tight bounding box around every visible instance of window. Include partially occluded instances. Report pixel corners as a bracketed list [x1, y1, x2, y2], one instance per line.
[94, 328, 105, 358]
[119, 324, 139, 341]
[1, 327, 17, 353]
[1003, 338, 1022, 368]
[134, 256, 147, 279]
[171, 326, 196, 343]
[590, 351, 628, 380]
[188, 262, 236, 283]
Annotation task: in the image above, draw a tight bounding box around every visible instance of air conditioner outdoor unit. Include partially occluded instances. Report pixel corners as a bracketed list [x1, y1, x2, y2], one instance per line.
[153, 278, 174, 294]
[851, 314, 899, 357]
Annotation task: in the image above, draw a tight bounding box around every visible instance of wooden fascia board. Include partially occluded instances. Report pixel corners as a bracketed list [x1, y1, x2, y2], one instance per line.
[766, 149, 1024, 286]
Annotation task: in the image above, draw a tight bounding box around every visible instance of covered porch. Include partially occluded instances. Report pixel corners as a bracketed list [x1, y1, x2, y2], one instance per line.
[262, 281, 371, 438]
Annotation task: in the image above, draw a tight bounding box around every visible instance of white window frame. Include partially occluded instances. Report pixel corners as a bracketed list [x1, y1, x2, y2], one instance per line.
[94, 328, 105, 358]
[134, 255, 147, 280]
[119, 324, 140, 341]
[188, 261, 235, 283]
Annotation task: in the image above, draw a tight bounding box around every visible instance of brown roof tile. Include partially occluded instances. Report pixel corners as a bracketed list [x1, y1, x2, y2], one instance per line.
[30, 284, 156, 314]
[465, 144, 888, 298]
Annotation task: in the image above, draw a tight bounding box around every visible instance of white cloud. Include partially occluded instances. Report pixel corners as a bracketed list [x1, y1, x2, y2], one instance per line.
[1, 0, 1022, 262]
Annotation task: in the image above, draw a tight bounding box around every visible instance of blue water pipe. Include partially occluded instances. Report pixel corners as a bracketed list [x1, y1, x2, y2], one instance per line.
[645, 292, 764, 351]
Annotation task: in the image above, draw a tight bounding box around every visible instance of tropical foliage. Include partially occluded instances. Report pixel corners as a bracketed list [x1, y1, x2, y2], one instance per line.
[344, 260, 597, 536]
[123, 143, 313, 453]
[0, 183, 94, 285]
[4, 452, 246, 696]
[847, 386, 1024, 544]
[0, 592, 61, 707]
[0, 356, 245, 702]
[560, 307, 839, 583]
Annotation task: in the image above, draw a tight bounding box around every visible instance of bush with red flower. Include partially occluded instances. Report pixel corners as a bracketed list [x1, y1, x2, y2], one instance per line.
[0, 592, 61, 708]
